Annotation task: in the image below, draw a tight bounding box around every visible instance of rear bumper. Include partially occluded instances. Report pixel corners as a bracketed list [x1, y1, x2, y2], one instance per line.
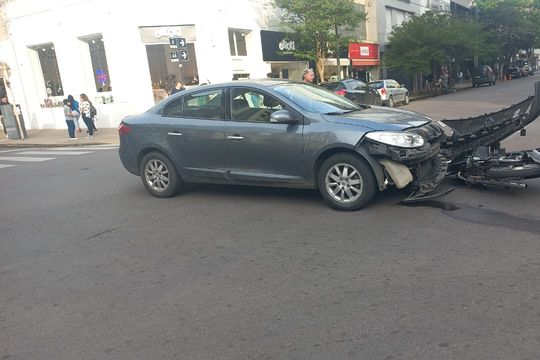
[119, 138, 139, 175]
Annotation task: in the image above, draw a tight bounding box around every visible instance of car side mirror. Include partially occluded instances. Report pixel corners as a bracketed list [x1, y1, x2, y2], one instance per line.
[270, 110, 298, 124]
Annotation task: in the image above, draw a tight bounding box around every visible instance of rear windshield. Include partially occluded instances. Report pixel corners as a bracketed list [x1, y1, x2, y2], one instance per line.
[319, 82, 338, 91]
[367, 81, 384, 89]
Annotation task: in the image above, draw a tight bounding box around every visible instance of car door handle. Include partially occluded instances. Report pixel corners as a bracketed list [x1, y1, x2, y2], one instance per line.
[167, 131, 183, 136]
[227, 135, 244, 141]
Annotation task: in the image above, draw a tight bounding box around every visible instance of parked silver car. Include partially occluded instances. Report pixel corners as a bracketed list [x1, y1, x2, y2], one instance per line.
[368, 79, 410, 107]
[119, 80, 446, 210]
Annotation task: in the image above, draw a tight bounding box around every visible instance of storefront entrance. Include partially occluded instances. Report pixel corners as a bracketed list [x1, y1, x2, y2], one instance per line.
[140, 26, 199, 103]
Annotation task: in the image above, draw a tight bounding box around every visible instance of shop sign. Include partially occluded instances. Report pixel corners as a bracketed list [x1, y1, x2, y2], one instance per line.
[140, 25, 196, 44]
[348, 43, 380, 66]
[278, 39, 295, 51]
[261, 30, 302, 62]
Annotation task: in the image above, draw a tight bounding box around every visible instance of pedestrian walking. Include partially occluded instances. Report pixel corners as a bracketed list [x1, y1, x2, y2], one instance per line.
[63, 99, 80, 140]
[79, 93, 94, 138]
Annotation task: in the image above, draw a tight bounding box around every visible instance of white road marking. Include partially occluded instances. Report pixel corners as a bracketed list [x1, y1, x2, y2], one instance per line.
[16, 151, 91, 156]
[0, 156, 55, 162]
[49, 146, 118, 151]
[0, 164, 15, 168]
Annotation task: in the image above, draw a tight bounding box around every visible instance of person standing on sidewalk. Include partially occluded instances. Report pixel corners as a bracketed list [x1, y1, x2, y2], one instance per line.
[63, 99, 79, 140]
[79, 93, 94, 138]
[67, 94, 82, 136]
[302, 69, 315, 83]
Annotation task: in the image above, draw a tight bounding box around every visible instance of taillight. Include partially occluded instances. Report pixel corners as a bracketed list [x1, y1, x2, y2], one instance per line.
[380, 88, 387, 95]
[118, 122, 131, 135]
[335, 89, 346, 96]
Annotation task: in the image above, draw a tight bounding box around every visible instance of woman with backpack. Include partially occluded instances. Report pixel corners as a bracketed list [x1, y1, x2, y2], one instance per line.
[79, 93, 97, 138]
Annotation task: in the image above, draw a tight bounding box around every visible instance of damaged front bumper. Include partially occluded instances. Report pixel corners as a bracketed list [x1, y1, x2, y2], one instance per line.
[360, 122, 449, 200]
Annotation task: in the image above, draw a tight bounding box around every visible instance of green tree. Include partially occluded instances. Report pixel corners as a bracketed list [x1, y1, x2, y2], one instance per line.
[475, 0, 540, 64]
[273, 0, 365, 82]
[384, 12, 496, 89]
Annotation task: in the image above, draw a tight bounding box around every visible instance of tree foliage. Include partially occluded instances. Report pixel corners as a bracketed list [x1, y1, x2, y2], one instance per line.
[475, 0, 540, 62]
[273, 0, 365, 81]
[384, 12, 497, 76]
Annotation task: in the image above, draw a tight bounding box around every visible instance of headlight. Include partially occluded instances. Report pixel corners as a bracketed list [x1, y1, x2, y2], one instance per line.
[365, 131, 425, 148]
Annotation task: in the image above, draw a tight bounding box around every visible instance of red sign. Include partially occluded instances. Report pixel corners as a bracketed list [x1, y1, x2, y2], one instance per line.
[348, 43, 380, 66]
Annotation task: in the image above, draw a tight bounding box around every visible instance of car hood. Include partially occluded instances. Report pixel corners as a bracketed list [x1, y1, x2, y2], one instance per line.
[323, 107, 432, 131]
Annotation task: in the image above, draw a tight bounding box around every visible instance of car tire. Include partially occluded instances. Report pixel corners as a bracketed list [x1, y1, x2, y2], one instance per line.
[403, 93, 410, 105]
[140, 151, 183, 198]
[317, 153, 377, 211]
[375, 97, 382, 106]
[387, 96, 394, 108]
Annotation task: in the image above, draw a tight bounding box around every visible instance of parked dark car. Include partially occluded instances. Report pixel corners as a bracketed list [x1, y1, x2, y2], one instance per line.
[509, 66, 522, 79]
[319, 79, 382, 106]
[515, 59, 533, 76]
[471, 65, 496, 87]
[119, 80, 447, 211]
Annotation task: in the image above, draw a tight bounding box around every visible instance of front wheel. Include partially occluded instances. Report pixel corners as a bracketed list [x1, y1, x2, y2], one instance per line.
[317, 153, 377, 211]
[403, 93, 410, 105]
[140, 151, 183, 197]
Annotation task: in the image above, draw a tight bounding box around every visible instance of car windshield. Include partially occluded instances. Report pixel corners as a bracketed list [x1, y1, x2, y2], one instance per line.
[368, 81, 384, 89]
[273, 83, 360, 113]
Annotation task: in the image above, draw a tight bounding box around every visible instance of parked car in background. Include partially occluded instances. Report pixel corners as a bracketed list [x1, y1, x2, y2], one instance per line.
[118, 80, 447, 211]
[515, 59, 533, 76]
[509, 66, 522, 79]
[319, 79, 382, 106]
[471, 65, 496, 87]
[367, 79, 409, 107]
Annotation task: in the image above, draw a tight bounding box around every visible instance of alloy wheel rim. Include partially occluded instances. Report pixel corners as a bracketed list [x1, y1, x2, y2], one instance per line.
[144, 159, 170, 192]
[325, 163, 363, 203]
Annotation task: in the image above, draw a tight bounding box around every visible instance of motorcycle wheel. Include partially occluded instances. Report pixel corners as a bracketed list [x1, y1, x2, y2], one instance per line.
[486, 163, 540, 179]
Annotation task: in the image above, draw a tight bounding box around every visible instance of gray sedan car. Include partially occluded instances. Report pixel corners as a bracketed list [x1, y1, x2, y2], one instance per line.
[119, 80, 447, 210]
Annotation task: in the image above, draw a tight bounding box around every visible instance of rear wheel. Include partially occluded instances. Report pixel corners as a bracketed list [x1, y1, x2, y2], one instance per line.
[317, 153, 377, 211]
[140, 151, 183, 197]
[486, 163, 540, 179]
[387, 96, 394, 108]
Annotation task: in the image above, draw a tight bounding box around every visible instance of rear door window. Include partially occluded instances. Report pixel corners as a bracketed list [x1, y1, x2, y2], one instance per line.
[181, 89, 224, 119]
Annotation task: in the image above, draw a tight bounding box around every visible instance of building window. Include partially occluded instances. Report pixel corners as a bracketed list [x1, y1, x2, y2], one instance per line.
[229, 29, 248, 56]
[31, 43, 64, 97]
[83, 35, 112, 92]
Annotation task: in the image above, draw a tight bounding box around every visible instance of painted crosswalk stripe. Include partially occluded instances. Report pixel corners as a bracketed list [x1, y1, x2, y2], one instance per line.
[49, 147, 117, 151]
[0, 164, 15, 168]
[0, 156, 55, 162]
[16, 151, 91, 156]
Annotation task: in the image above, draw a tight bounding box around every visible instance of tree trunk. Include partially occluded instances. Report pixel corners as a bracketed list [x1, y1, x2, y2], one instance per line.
[316, 41, 325, 83]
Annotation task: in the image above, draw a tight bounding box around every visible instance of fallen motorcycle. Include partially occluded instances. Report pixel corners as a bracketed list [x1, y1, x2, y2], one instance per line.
[441, 81, 540, 189]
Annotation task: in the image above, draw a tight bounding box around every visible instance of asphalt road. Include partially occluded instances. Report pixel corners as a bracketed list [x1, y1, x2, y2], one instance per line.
[1, 77, 540, 360]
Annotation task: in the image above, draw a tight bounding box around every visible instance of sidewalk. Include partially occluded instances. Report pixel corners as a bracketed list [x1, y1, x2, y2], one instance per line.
[0, 127, 119, 148]
[410, 80, 473, 102]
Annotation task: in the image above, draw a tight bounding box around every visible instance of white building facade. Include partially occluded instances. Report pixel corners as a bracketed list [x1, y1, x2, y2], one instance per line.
[1, 0, 294, 130]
